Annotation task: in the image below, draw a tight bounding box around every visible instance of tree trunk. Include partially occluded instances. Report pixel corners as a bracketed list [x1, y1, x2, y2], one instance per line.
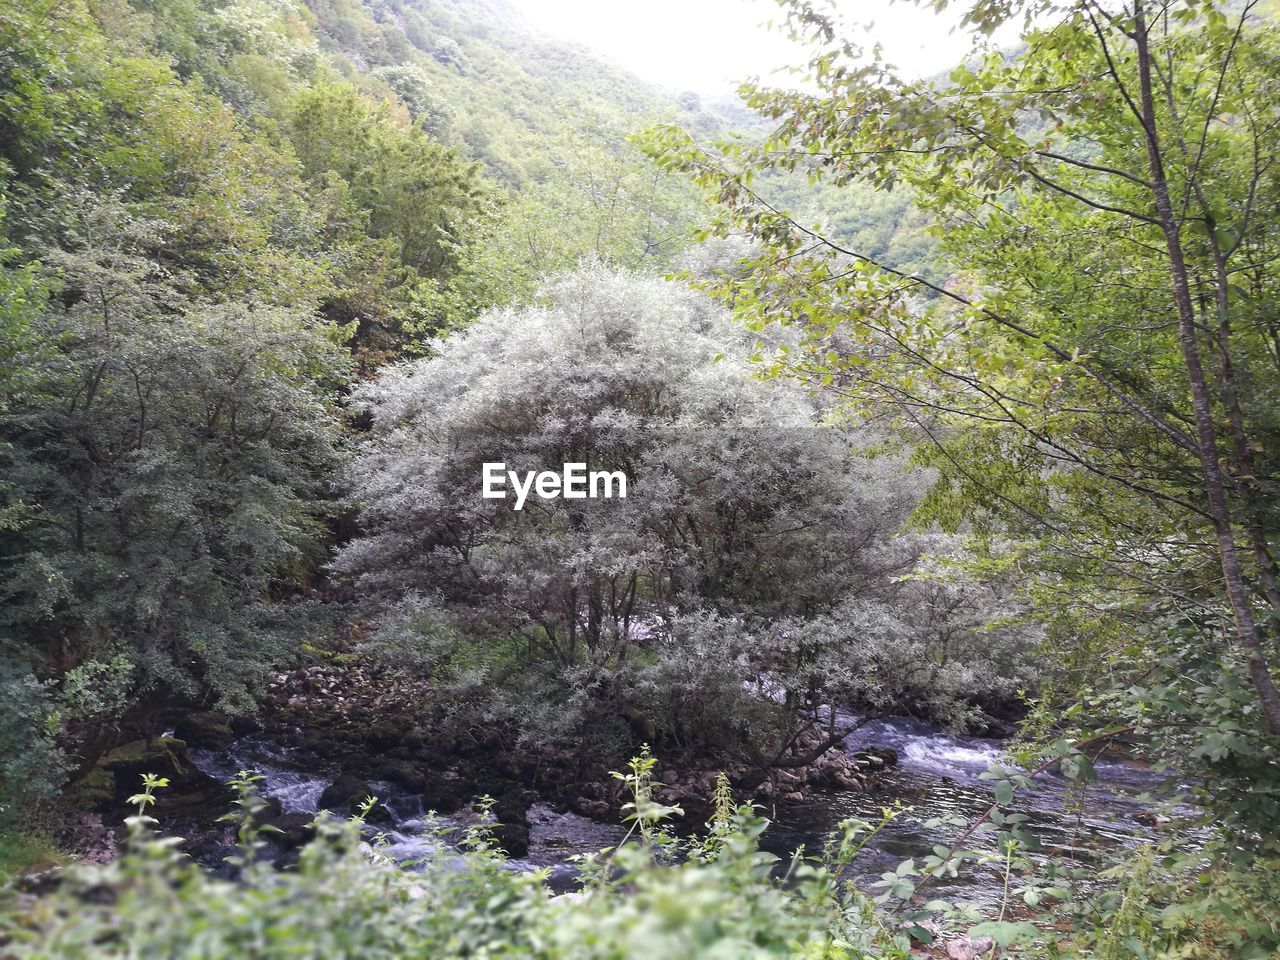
[1207, 242, 1280, 626]
[1133, 0, 1280, 732]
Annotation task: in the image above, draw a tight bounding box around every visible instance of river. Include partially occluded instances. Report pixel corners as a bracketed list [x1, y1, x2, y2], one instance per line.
[190, 715, 1187, 904]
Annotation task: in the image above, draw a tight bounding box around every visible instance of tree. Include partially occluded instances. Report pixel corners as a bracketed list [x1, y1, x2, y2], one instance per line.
[286, 79, 483, 280]
[0, 195, 347, 769]
[371, 64, 454, 139]
[643, 0, 1280, 822]
[411, 129, 706, 334]
[335, 263, 1031, 759]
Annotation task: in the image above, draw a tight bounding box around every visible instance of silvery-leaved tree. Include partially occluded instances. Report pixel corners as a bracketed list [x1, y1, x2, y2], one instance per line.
[336, 263, 1033, 760]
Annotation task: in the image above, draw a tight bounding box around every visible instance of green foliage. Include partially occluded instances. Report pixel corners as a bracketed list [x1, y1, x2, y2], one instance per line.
[0, 827, 62, 880]
[286, 78, 481, 278]
[0, 192, 348, 719]
[300, 0, 731, 188]
[0, 660, 67, 824]
[640, 0, 1280, 951]
[0, 0, 376, 797]
[0, 769, 915, 959]
[0, 0, 721, 828]
[416, 131, 706, 333]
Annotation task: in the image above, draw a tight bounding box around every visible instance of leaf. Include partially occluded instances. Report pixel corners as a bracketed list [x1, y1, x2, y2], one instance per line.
[969, 920, 1038, 946]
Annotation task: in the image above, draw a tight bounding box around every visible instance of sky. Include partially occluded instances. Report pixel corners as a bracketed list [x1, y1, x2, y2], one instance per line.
[503, 0, 987, 93]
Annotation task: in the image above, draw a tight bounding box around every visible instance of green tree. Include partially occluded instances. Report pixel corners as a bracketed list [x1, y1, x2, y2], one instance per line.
[645, 0, 1280, 827]
[0, 195, 347, 762]
[416, 130, 706, 332]
[286, 78, 482, 278]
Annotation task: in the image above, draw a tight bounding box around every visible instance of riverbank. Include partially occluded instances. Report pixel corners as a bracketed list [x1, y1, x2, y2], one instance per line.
[44, 656, 901, 875]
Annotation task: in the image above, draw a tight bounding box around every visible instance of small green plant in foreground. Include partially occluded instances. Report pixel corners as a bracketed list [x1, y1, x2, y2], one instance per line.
[0, 769, 915, 959]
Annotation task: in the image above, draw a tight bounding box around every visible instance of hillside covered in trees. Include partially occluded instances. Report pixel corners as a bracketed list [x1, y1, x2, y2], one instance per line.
[3, 0, 1280, 957]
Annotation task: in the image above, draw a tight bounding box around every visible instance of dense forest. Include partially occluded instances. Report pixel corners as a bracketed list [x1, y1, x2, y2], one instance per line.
[1, 0, 1278, 956]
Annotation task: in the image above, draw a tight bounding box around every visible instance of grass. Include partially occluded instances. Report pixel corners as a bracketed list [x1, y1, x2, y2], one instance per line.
[0, 828, 63, 881]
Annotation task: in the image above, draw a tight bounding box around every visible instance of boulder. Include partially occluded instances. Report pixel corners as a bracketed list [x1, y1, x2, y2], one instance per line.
[318, 774, 376, 816]
[172, 712, 234, 749]
[421, 775, 466, 814]
[489, 794, 533, 858]
[264, 811, 314, 851]
[491, 820, 530, 858]
[67, 766, 116, 813]
[229, 714, 262, 736]
[946, 936, 994, 960]
[852, 747, 898, 769]
[377, 761, 427, 794]
[99, 737, 203, 795]
[570, 797, 611, 820]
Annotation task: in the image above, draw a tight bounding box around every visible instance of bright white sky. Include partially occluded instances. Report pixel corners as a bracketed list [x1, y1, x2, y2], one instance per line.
[505, 0, 993, 93]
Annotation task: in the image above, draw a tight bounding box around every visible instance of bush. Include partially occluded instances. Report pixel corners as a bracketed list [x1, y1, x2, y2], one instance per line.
[0, 661, 66, 825]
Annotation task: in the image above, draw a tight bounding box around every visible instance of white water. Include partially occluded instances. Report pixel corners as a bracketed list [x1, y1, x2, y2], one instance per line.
[192, 736, 330, 813]
[756, 714, 1194, 905]
[190, 717, 1189, 904]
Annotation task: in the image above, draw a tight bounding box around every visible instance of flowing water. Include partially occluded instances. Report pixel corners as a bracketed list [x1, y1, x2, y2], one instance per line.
[190, 735, 626, 890]
[190, 716, 1187, 904]
[760, 715, 1191, 906]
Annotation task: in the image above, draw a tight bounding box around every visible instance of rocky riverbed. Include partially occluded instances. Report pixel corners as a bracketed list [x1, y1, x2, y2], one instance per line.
[57, 665, 1185, 910]
[64, 662, 901, 874]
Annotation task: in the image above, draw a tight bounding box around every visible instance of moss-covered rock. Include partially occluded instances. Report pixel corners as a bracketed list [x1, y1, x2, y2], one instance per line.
[99, 737, 200, 796]
[173, 712, 234, 749]
[66, 766, 116, 813]
[318, 775, 376, 816]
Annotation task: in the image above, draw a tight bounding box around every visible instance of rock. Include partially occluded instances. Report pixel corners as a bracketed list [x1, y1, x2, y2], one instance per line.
[946, 936, 994, 960]
[66, 767, 116, 812]
[491, 821, 530, 858]
[360, 725, 403, 751]
[155, 786, 236, 819]
[264, 811, 314, 851]
[492, 754, 522, 779]
[259, 796, 285, 821]
[572, 798, 611, 820]
[94, 736, 235, 833]
[867, 747, 899, 767]
[421, 775, 466, 814]
[173, 712, 234, 749]
[853, 747, 899, 769]
[835, 771, 864, 789]
[298, 733, 345, 758]
[16, 868, 63, 895]
[99, 737, 203, 795]
[318, 774, 375, 815]
[229, 714, 262, 736]
[485, 794, 532, 858]
[56, 812, 118, 865]
[377, 761, 427, 794]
